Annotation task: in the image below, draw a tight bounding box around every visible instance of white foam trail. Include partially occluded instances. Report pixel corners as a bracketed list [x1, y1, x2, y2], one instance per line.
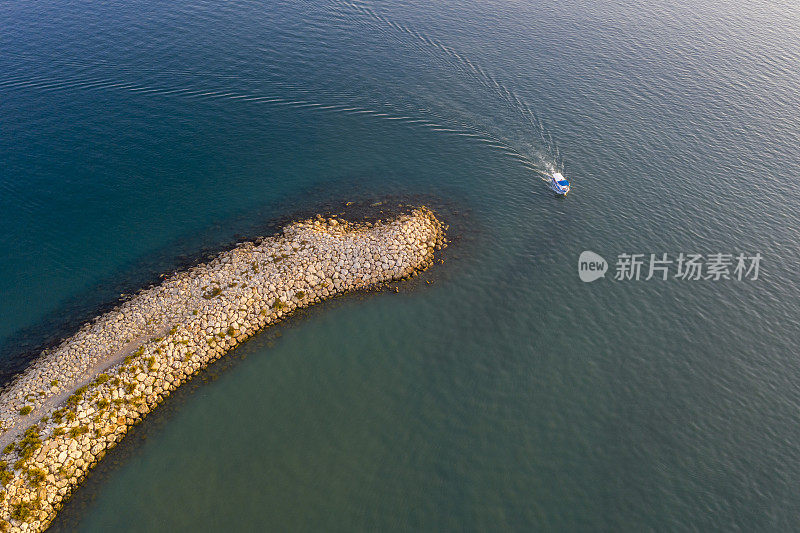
[7, 77, 96, 91]
[64, 79, 124, 90]
[185, 91, 225, 98]
[329, 0, 562, 172]
[473, 138, 511, 147]
[48, 80, 133, 93]
[283, 101, 324, 108]
[273, 100, 311, 106]
[167, 89, 208, 98]
[0, 73, 90, 88]
[127, 85, 161, 92]
[90, 83, 141, 91]
[8, 80, 73, 91]
[239, 96, 284, 102]
[4, 50, 548, 176]
[127, 87, 174, 95]
[353, 110, 388, 116]
[0, 73, 53, 87]
[0, 76, 59, 90]
[151, 87, 196, 97]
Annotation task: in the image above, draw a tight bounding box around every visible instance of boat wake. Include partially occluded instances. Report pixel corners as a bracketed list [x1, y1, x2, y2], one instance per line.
[1, 0, 567, 190]
[0, 69, 543, 173]
[327, 0, 565, 187]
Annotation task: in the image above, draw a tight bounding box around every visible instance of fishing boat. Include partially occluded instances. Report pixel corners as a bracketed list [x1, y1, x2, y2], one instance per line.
[549, 172, 570, 195]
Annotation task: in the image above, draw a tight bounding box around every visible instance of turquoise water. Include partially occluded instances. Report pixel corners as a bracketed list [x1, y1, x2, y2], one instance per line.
[3, 0, 800, 529]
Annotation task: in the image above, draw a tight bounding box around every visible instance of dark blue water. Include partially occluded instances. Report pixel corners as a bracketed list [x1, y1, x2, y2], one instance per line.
[3, 0, 800, 529]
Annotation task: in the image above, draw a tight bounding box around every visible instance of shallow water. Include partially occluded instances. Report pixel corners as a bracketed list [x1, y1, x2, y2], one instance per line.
[2, 0, 800, 529]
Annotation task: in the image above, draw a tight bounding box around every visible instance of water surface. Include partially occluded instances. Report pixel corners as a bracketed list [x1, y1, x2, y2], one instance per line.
[2, 0, 800, 530]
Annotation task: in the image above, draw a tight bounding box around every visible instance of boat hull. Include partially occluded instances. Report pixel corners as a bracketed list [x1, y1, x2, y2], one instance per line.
[549, 181, 570, 195]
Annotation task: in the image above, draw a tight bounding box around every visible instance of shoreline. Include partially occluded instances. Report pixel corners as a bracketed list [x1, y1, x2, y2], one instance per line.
[0, 194, 456, 386]
[0, 206, 446, 531]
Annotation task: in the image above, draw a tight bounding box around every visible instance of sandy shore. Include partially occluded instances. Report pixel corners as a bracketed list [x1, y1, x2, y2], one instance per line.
[0, 206, 446, 531]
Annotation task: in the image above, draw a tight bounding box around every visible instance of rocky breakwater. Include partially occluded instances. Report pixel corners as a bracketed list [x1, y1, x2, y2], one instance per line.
[0, 206, 446, 531]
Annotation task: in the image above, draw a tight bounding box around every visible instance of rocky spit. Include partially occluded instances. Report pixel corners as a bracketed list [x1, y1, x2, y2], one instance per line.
[0, 207, 446, 531]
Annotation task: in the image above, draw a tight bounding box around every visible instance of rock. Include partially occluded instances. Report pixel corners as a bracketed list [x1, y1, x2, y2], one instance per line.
[0, 206, 446, 531]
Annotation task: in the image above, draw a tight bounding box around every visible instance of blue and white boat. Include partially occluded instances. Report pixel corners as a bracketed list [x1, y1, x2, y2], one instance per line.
[549, 171, 570, 195]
